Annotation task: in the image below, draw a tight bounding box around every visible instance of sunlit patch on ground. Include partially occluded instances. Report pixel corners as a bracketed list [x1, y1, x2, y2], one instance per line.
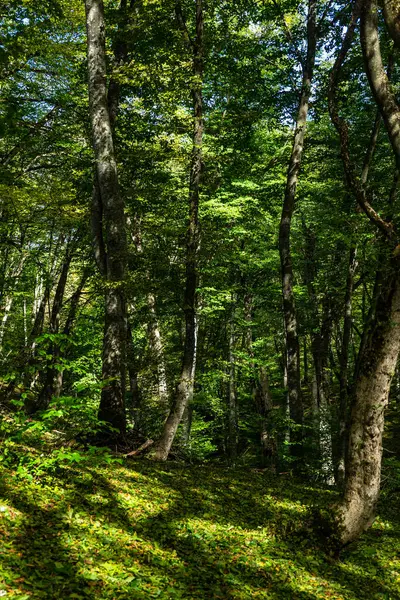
[0, 458, 399, 599]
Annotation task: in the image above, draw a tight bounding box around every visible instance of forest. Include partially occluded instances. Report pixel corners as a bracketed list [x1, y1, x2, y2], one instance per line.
[1, 0, 400, 597]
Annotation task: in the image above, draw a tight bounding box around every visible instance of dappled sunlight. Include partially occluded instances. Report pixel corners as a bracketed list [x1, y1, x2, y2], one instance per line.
[1, 459, 399, 598]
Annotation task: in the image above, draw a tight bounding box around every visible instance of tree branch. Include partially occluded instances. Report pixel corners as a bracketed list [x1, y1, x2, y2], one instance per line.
[328, 0, 396, 242]
[175, 2, 195, 51]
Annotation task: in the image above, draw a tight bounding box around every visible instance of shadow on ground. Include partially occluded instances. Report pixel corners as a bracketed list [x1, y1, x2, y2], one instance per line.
[0, 459, 399, 599]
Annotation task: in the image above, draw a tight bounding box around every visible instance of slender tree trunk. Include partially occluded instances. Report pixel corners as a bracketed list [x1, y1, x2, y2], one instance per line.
[320, 299, 335, 483]
[45, 266, 88, 401]
[18, 283, 50, 410]
[32, 275, 43, 322]
[282, 349, 290, 446]
[383, 0, 400, 48]
[302, 220, 335, 480]
[126, 321, 141, 427]
[303, 338, 309, 386]
[23, 298, 27, 346]
[227, 309, 238, 464]
[85, 0, 127, 435]
[337, 243, 357, 487]
[311, 318, 335, 483]
[361, 0, 400, 165]
[128, 216, 169, 409]
[245, 293, 276, 465]
[148, 292, 169, 410]
[0, 296, 14, 353]
[181, 405, 193, 446]
[37, 253, 72, 409]
[336, 95, 383, 485]
[151, 0, 204, 461]
[256, 367, 276, 468]
[29, 284, 50, 356]
[278, 0, 316, 461]
[0, 254, 27, 352]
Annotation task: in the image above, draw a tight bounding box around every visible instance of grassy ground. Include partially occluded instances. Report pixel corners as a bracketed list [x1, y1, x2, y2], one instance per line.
[0, 452, 399, 599]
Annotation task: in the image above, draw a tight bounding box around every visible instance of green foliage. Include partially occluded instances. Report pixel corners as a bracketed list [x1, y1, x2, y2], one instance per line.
[179, 417, 219, 463]
[1, 1, 400, 586]
[0, 454, 399, 599]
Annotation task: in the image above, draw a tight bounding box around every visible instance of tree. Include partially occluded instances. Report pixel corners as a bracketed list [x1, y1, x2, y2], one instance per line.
[327, 0, 400, 544]
[84, 0, 127, 435]
[151, 0, 204, 460]
[278, 0, 317, 462]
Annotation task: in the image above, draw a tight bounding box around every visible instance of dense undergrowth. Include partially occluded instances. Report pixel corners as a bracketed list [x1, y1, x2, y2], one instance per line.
[0, 431, 399, 599]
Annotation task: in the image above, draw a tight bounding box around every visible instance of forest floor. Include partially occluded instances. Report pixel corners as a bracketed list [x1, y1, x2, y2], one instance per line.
[0, 448, 399, 599]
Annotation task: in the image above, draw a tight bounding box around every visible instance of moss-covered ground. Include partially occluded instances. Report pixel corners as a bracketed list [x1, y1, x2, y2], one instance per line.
[0, 452, 399, 599]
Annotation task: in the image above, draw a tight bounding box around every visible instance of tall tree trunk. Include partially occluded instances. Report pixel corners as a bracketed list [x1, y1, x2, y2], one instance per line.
[301, 219, 335, 480]
[311, 302, 335, 484]
[245, 293, 276, 465]
[326, 0, 400, 543]
[336, 265, 400, 544]
[23, 298, 27, 346]
[126, 321, 141, 425]
[337, 243, 357, 487]
[147, 292, 169, 410]
[0, 253, 27, 353]
[181, 405, 193, 446]
[53, 270, 89, 398]
[303, 337, 309, 386]
[151, 0, 204, 461]
[227, 308, 238, 464]
[128, 216, 169, 410]
[336, 98, 383, 484]
[361, 0, 400, 167]
[19, 283, 51, 410]
[41, 266, 89, 402]
[383, 0, 400, 48]
[85, 0, 127, 435]
[32, 274, 44, 322]
[256, 367, 276, 469]
[37, 253, 72, 409]
[278, 0, 316, 461]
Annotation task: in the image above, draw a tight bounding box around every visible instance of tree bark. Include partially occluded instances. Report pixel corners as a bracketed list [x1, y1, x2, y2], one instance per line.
[256, 367, 276, 468]
[51, 269, 89, 399]
[337, 243, 357, 487]
[245, 293, 276, 466]
[126, 320, 141, 427]
[337, 265, 400, 544]
[181, 405, 193, 446]
[151, 0, 203, 461]
[278, 0, 316, 461]
[336, 94, 382, 485]
[227, 308, 238, 464]
[147, 292, 169, 410]
[85, 0, 127, 435]
[301, 220, 335, 481]
[0, 253, 27, 353]
[37, 252, 72, 409]
[361, 0, 400, 170]
[383, 0, 400, 49]
[326, 0, 400, 544]
[127, 216, 169, 410]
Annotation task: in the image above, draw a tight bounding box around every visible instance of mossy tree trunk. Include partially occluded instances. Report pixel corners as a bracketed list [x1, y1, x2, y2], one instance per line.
[85, 0, 127, 435]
